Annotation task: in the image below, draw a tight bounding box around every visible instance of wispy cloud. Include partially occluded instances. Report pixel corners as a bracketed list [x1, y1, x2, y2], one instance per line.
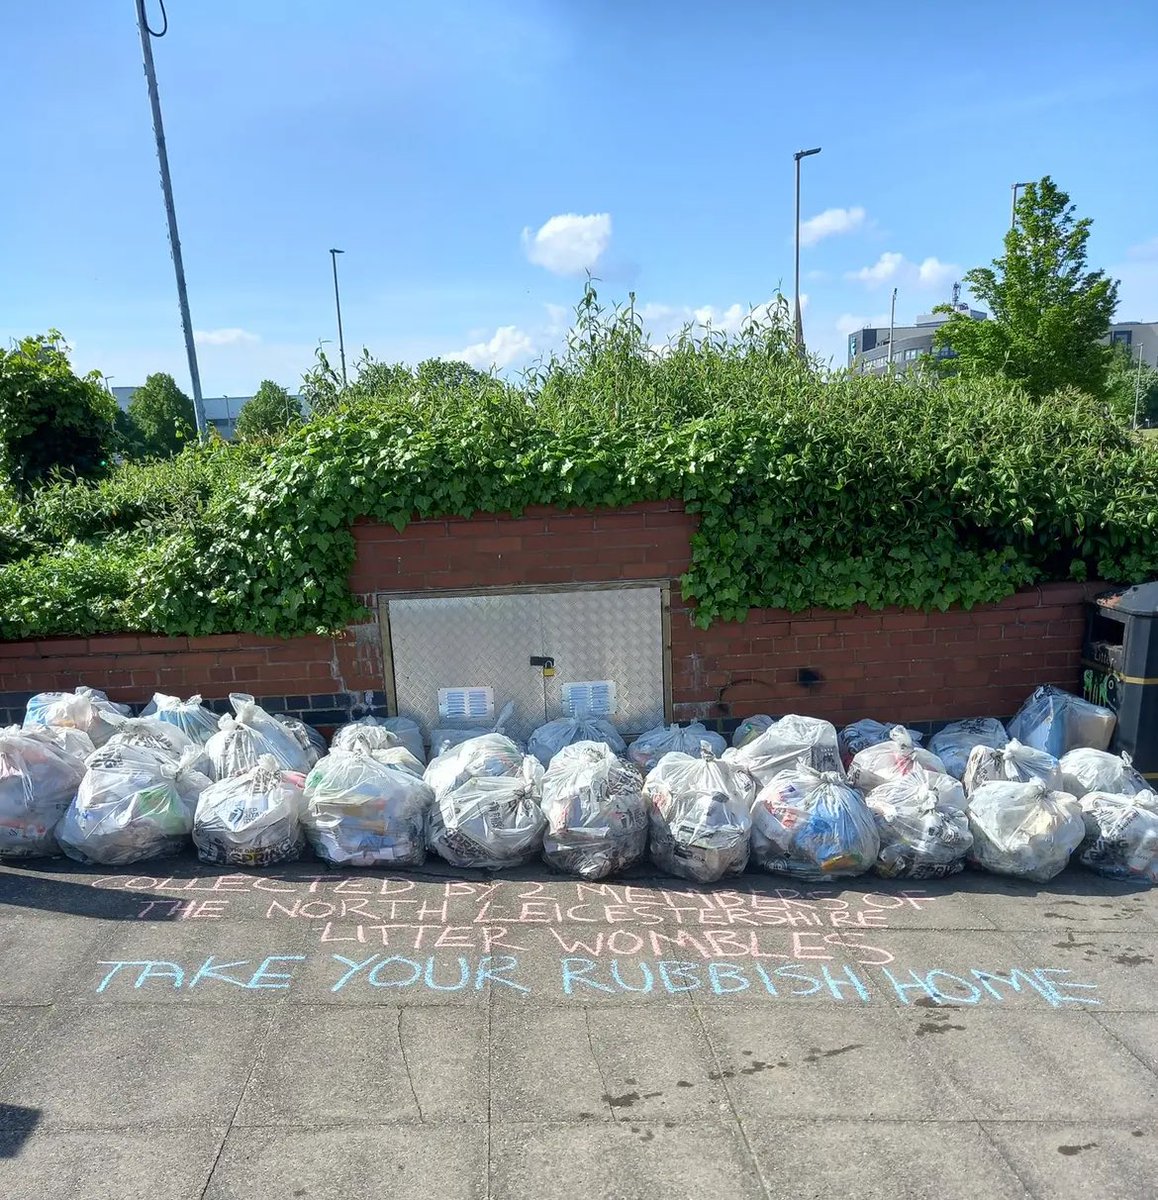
[845, 252, 959, 291]
[193, 328, 260, 346]
[1127, 237, 1158, 262]
[835, 312, 891, 337]
[799, 206, 866, 247]
[522, 213, 612, 275]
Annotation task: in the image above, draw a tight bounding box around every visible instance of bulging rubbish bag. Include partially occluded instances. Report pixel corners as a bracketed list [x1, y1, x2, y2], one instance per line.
[529, 716, 626, 768]
[57, 744, 197, 865]
[331, 720, 403, 755]
[963, 739, 1062, 797]
[140, 693, 220, 747]
[304, 749, 434, 867]
[24, 725, 94, 760]
[24, 686, 130, 748]
[849, 727, 948, 794]
[1008, 685, 1116, 758]
[867, 767, 972, 879]
[193, 755, 305, 867]
[333, 716, 424, 764]
[928, 718, 1008, 780]
[275, 716, 327, 766]
[541, 741, 648, 879]
[732, 715, 775, 749]
[967, 780, 1085, 882]
[0, 726, 87, 858]
[724, 715, 844, 788]
[643, 745, 753, 883]
[1059, 748, 1148, 799]
[628, 723, 726, 775]
[431, 700, 518, 759]
[206, 694, 311, 777]
[428, 755, 546, 870]
[1077, 790, 1158, 882]
[839, 720, 923, 770]
[751, 763, 879, 880]
[103, 715, 215, 780]
[424, 734, 527, 799]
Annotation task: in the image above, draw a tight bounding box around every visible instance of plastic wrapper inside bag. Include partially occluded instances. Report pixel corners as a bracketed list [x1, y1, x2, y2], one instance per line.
[140, 693, 220, 746]
[627, 723, 726, 774]
[643, 746, 753, 883]
[541, 741, 647, 879]
[723, 715, 844, 788]
[1007, 685, 1116, 758]
[0, 726, 87, 858]
[963, 739, 1062, 797]
[331, 716, 424, 764]
[849, 726, 949, 794]
[428, 755, 546, 870]
[304, 750, 434, 867]
[839, 720, 923, 770]
[1076, 790, 1158, 882]
[103, 714, 215, 779]
[528, 715, 626, 768]
[966, 780, 1085, 882]
[274, 716, 326, 767]
[431, 700, 519, 759]
[866, 767, 972, 879]
[84, 742, 212, 816]
[1059, 748, 1148, 799]
[424, 734, 527, 799]
[751, 763, 879, 880]
[56, 744, 200, 865]
[928, 718, 1008, 780]
[23, 686, 130, 748]
[732, 715, 775, 749]
[193, 755, 306, 867]
[206, 694, 312, 777]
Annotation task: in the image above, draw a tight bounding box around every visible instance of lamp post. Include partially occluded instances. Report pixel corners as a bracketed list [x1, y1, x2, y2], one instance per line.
[329, 248, 348, 387]
[1010, 181, 1033, 229]
[133, 0, 208, 440]
[793, 146, 821, 356]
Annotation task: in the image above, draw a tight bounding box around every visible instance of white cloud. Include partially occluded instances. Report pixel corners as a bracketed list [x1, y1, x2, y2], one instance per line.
[845, 252, 960, 291]
[193, 327, 260, 346]
[799, 206, 866, 247]
[446, 324, 535, 370]
[639, 296, 799, 342]
[834, 312, 890, 337]
[521, 213, 612, 275]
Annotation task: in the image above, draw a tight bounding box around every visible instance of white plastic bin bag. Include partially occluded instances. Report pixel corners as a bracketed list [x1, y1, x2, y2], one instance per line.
[431, 700, 518, 759]
[428, 755, 546, 870]
[423, 734, 527, 799]
[732, 715, 775, 749]
[194, 754, 305, 867]
[849, 726, 949, 794]
[24, 686, 129, 748]
[331, 720, 403, 755]
[867, 767, 972, 879]
[275, 716, 326, 766]
[104, 715, 214, 779]
[966, 780, 1085, 882]
[643, 745, 753, 883]
[751, 763, 879, 880]
[724, 715, 843, 788]
[529, 716, 626, 768]
[1008, 685, 1116, 758]
[206, 693, 312, 777]
[541, 741, 647, 879]
[304, 749, 434, 867]
[1059, 748, 1148, 799]
[963, 739, 1062, 796]
[839, 720, 923, 770]
[1076, 790, 1158, 882]
[140, 693, 220, 746]
[628, 723, 726, 774]
[0, 726, 86, 857]
[928, 718, 1008, 780]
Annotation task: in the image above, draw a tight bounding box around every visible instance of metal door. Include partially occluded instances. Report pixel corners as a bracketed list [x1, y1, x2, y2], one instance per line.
[379, 585, 669, 746]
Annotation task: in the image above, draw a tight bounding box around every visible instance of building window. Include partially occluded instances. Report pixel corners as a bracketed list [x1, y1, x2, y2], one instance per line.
[903, 348, 920, 362]
[849, 334, 858, 360]
[1111, 329, 1133, 347]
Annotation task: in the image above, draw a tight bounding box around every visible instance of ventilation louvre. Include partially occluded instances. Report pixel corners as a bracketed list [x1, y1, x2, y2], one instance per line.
[563, 680, 617, 717]
[437, 686, 494, 721]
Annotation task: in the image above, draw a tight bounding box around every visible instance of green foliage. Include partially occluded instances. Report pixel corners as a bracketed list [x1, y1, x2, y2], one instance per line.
[3, 286, 1158, 640]
[935, 177, 1118, 399]
[126, 373, 196, 458]
[0, 332, 117, 495]
[1107, 343, 1158, 427]
[235, 380, 304, 442]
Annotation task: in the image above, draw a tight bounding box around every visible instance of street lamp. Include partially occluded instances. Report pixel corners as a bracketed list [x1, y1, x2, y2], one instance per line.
[1010, 181, 1033, 229]
[329, 248, 348, 387]
[793, 147, 821, 356]
[887, 287, 897, 370]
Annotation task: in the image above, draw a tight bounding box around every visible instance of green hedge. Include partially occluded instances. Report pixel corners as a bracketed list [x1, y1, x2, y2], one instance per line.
[2, 302, 1157, 640]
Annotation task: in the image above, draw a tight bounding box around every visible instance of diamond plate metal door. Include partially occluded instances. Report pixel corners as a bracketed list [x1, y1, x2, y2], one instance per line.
[540, 587, 665, 736]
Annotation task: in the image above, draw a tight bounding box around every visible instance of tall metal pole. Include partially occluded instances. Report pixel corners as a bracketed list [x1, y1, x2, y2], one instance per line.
[887, 287, 898, 370]
[329, 248, 347, 387]
[134, 0, 207, 439]
[793, 147, 821, 357]
[1010, 181, 1032, 229]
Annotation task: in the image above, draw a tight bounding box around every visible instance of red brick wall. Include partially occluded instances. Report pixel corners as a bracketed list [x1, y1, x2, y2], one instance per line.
[0, 499, 1102, 730]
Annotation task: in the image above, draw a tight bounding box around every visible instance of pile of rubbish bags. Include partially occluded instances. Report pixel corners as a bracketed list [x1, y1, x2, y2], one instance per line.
[8, 678, 1157, 887]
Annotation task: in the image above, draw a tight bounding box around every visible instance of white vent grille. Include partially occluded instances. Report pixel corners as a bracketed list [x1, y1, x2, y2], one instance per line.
[437, 686, 494, 721]
[563, 680, 617, 717]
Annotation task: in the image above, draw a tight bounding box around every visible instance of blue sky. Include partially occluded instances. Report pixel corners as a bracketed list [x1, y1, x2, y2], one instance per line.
[3, 0, 1157, 395]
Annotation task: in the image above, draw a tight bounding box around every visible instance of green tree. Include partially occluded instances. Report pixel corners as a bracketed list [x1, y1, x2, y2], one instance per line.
[0, 332, 117, 494]
[934, 177, 1118, 399]
[1106, 343, 1158, 428]
[234, 380, 303, 441]
[127, 372, 196, 457]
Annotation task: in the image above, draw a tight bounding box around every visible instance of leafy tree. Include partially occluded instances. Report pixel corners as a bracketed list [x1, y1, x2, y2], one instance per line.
[1106, 343, 1158, 428]
[0, 332, 117, 494]
[934, 177, 1118, 399]
[234, 380, 303, 441]
[127, 372, 196, 457]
